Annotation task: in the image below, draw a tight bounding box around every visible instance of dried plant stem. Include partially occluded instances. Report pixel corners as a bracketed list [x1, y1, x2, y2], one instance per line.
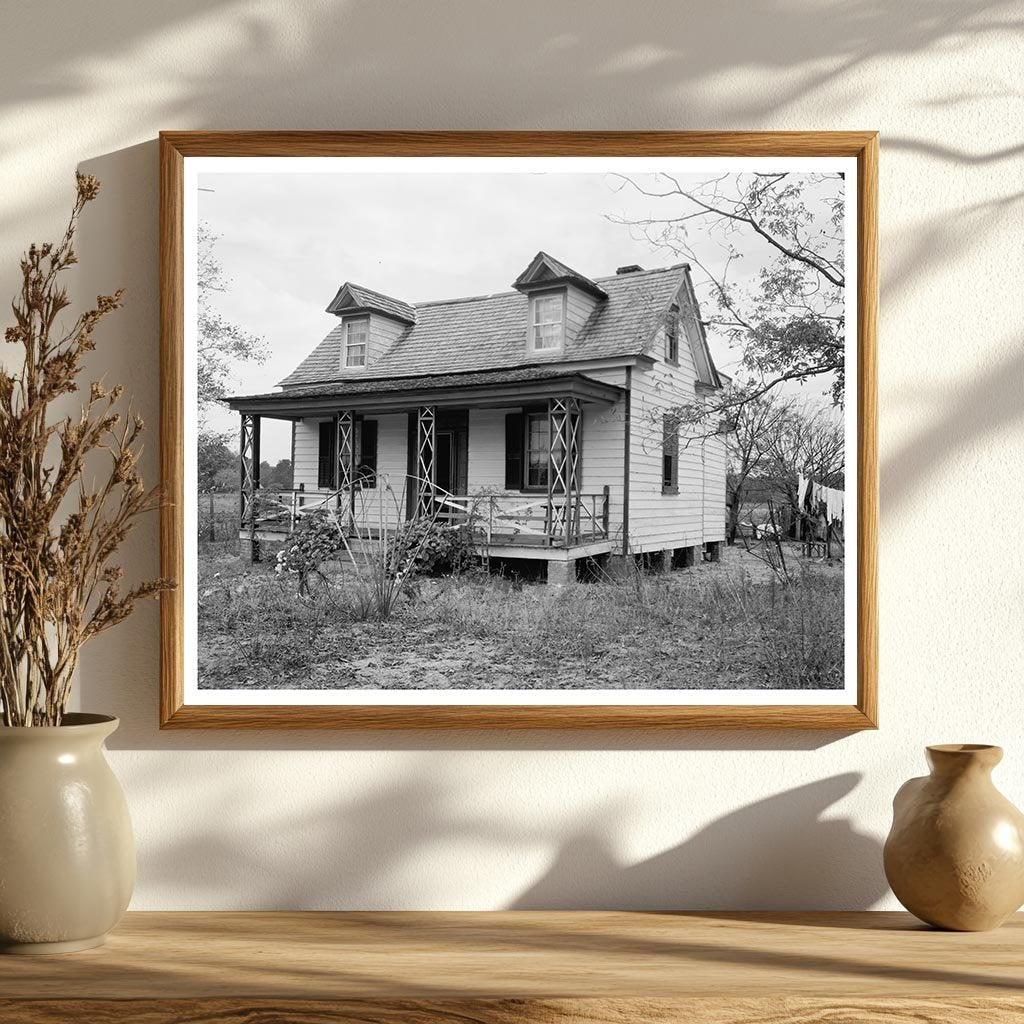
[0, 174, 173, 726]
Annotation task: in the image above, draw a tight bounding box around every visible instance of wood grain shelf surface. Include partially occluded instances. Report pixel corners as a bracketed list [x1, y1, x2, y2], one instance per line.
[1, 911, 1022, 1023]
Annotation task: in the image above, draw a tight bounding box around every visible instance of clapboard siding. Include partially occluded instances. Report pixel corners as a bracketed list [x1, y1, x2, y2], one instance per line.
[368, 315, 406, 367]
[626, 281, 716, 553]
[352, 413, 409, 530]
[702, 428, 728, 541]
[565, 285, 601, 343]
[292, 414, 407, 530]
[577, 367, 627, 547]
[467, 407, 512, 492]
[468, 401, 624, 543]
[292, 418, 322, 491]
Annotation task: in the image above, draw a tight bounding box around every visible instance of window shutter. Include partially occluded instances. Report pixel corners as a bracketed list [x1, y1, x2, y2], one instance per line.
[359, 418, 378, 488]
[318, 420, 336, 489]
[504, 412, 525, 490]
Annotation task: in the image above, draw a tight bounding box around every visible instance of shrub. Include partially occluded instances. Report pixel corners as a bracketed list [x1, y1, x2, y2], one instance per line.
[276, 509, 345, 593]
[388, 519, 477, 577]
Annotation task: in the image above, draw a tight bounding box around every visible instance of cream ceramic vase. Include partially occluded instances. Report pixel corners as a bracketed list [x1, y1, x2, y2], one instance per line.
[884, 744, 1024, 931]
[0, 713, 134, 953]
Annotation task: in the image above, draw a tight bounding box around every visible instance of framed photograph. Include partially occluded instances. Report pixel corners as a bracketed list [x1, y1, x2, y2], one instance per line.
[160, 131, 877, 729]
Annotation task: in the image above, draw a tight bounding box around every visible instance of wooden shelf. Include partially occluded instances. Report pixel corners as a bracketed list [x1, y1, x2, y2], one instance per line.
[1, 911, 1022, 1022]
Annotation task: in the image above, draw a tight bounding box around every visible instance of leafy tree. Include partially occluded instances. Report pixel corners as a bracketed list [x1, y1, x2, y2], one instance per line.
[195, 220, 267, 500]
[726, 392, 789, 544]
[213, 466, 236, 492]
[615, 171, 845, 409]
[764, 405, 845, 519]
[726, 396, 844, 543]
[197, 433, 236, 492]
[197, 220, 266, 427]
[259, 459, 293, 492]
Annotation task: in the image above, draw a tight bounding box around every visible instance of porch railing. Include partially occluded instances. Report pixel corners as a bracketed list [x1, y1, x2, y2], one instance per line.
[241, 486, 341, 536]
[241, 484, 611, 549]
[435, 487, 610, 548]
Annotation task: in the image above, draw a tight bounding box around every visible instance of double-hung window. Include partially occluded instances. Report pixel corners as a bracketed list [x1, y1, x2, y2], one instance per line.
[532, 293, 563, 351]
[344, 319, 368, 367]
[525, 412, 550, 489]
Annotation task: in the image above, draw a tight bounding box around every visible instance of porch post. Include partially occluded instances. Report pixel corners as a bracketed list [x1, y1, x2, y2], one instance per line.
[239, 413, 261, 563]
[336, 410, 355, 533]
[547, 396, 581, 545]
[415, 406, 437, 519]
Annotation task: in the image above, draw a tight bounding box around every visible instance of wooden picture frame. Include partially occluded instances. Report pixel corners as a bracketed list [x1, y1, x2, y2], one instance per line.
[160, 131, 878, 729]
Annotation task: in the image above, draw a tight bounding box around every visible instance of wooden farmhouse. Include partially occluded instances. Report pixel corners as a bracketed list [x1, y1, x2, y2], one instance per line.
[227, 253, 729, 584]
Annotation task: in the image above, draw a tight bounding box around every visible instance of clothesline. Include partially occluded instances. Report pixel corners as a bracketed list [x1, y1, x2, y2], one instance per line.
[798, 473, 844, 524]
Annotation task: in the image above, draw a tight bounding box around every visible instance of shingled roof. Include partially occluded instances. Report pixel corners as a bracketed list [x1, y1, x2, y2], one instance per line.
[230, 367, 617, 403]
[279, 263, 690, 389]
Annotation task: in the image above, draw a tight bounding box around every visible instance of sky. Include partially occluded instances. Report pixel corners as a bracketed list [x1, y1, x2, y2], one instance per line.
[197, 165, 845, 463]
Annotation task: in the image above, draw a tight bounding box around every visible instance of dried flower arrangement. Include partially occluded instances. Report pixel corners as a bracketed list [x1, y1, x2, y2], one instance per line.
[0, 174, 172, 726]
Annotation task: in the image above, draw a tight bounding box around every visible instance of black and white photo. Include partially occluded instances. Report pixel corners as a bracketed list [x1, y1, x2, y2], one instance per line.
[161, 137, 876, 725]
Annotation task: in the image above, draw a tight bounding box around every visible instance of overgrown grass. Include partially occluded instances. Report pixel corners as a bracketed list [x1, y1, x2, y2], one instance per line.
[197, 548, 844, 691]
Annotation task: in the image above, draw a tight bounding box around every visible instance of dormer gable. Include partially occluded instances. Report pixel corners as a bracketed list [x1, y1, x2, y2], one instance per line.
[325, 282, 416, 325]
[512, 251, 609, 301]
[512, 252, 607, 355]
[325, 281, 414, 372]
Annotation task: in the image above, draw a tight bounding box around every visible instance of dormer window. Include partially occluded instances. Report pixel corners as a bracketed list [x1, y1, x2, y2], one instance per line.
[344, 319, 368, 368]
[532, 292, 564, 351]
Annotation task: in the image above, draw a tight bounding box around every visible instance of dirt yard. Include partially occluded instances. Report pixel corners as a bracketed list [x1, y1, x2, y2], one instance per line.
[197, 541, 845, 692]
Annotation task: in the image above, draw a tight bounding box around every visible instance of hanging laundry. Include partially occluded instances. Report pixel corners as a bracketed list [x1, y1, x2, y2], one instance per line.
[823, 486, 844, 524]
[800, 476, 845, 524]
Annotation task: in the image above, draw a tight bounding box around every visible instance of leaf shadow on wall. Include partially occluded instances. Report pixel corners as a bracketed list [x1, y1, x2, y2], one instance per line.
[0, 0, 1019, 239]
[883, 339, 1024, 514]
[510, 774, 887, 911]
[132, 761, 885, 911]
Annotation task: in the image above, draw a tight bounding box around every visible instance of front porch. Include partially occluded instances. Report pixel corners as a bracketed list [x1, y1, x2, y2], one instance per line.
[227, 369, 625, 571]
[241, 485, 611, 549]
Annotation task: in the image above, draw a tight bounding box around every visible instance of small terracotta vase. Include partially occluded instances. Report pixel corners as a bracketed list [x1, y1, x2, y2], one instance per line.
[884, 744, 1024, 931]
[0, 714, 135, 953]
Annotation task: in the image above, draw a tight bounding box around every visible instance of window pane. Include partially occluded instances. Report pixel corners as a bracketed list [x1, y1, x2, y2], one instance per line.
[534, 295, 561, 323]
[534, 322, 561, 349]
[527, 452, 548, 488]
[526, 415, 549, 488]
[344, 321, 368, 367]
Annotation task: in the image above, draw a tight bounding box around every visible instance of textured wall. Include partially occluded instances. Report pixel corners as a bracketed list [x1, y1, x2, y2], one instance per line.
[1, 0, 1021, 910]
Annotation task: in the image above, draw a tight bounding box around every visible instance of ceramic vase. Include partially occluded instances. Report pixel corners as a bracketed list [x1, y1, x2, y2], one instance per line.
[0, 713, 135, 953]
[884, 744, 1024, 931]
